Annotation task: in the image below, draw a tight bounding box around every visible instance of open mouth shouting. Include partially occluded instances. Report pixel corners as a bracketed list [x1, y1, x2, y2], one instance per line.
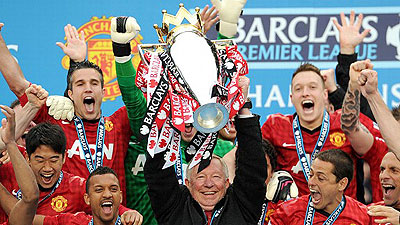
[83, 97, 95, 113]
[185, 124, 193, 134]
[101, 200, 114, 215]
[182, 123, 196, 142]
[382, 183, 396, 199]
[302, 100, 315, 113]
[310, 188, 322, 206]
[40, 173, 55, 186]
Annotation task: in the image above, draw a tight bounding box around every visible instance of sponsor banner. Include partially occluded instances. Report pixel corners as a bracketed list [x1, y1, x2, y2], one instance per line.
[207, 7, 400, 68]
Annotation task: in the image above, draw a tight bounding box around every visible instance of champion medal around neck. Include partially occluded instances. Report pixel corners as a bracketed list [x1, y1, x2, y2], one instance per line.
[136, 3, 249, 171]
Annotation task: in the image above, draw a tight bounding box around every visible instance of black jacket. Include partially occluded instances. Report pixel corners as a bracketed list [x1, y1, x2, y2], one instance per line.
[144, 115, 268, 225]
[331, 53, 375, 121]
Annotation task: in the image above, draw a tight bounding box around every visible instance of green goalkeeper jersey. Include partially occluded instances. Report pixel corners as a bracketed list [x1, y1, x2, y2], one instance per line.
[116, 60, 158, 225]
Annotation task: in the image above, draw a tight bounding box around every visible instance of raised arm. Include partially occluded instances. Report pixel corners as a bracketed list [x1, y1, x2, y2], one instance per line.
[360, 69, 400, 158]
[200, 4, 219, 34]
[333, 11, 370, 56]
[0, 84, 48, 151]
[232, 76, 268, 223]
[333, 11, 374, 120]
[110, 16, 147, 135]
[321, 69, 346, 111]
[56, 24, 86, 63]
[0, 105, 39, 225]
[340, 60, 374, 155]
[211, 0, 247, 38]
[0, 23, 30, 97]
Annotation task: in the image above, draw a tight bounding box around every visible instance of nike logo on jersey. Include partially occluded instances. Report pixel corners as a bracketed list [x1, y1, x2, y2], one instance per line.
[282, 142, 296, 147]
[61, 121, 70, 125]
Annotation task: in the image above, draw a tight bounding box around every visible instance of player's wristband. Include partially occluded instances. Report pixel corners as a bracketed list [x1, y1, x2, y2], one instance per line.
[69, 58, 87, 68]
[112, 42, 131, 57]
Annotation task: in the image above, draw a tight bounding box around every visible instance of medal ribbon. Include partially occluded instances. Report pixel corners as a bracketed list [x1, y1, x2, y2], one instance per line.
[209, 205, 224, 225]
[74, 115, 105, 173]
[16, 171, 64, 205]
[258, 201, 268, 225]
[175, 142, 183, 184]
[293, 111, 330, 181]
[304, 195, 346, 225]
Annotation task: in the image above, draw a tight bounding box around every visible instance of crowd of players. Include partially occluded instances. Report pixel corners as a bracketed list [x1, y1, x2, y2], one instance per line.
[0, 0, 398, 224]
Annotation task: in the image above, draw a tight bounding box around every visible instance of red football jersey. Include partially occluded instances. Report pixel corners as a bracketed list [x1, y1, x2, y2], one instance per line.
[43, 212, 92, 225]
[18, 93, 132, 205]
[260, 200, 278, 225]
[362, 137, 388, 203]
[0, 159, 90, 223]
[269, 195, 372, 224]
[0, 146, 33, 222]
[261, 110, 380, 199]
[0, 163, 130, 223]
[368, 201, 388, 225]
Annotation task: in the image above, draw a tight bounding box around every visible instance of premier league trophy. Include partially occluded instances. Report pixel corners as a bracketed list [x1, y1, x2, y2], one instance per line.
[128, 3, 248, 174]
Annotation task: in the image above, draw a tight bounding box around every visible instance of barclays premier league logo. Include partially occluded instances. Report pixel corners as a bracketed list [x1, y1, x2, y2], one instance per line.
[208, 7, 400, 68]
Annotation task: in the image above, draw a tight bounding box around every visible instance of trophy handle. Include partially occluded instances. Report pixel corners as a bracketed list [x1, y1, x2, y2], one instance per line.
[137, 43, 168, 67]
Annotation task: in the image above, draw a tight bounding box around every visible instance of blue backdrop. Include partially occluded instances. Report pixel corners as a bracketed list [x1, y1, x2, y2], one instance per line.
[0, 0, 399, 124]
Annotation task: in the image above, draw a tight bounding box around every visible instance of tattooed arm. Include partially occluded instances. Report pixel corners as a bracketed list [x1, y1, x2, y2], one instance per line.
[341, 60, 374, 155]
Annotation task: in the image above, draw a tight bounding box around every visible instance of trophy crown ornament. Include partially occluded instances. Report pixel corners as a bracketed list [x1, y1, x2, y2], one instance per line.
[154, 3, 204, 45]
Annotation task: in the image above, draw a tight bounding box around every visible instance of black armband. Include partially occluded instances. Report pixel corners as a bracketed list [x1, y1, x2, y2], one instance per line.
[69, 58, 87, 68]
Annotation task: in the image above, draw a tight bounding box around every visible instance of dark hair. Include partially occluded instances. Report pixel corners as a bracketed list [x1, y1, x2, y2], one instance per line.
[292, 63, 324, 88]
[66, 60, 104, 92]
[10, 99, 20, 109]
[86, 166, 119, 194]
[315, 149, 353, 188]
[262, 139, 277, 171]
[25, 122, 66, 157]
[392, 105, 400, 121]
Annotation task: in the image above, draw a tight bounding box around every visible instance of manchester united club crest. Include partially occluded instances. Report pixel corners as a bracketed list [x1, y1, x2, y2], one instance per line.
[264, 209, 275, 223]
[51, 195, 68, 212]
[61, 16, 143, 101]
[105, 120, 114, 132]
[329, 132, 346, 147]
